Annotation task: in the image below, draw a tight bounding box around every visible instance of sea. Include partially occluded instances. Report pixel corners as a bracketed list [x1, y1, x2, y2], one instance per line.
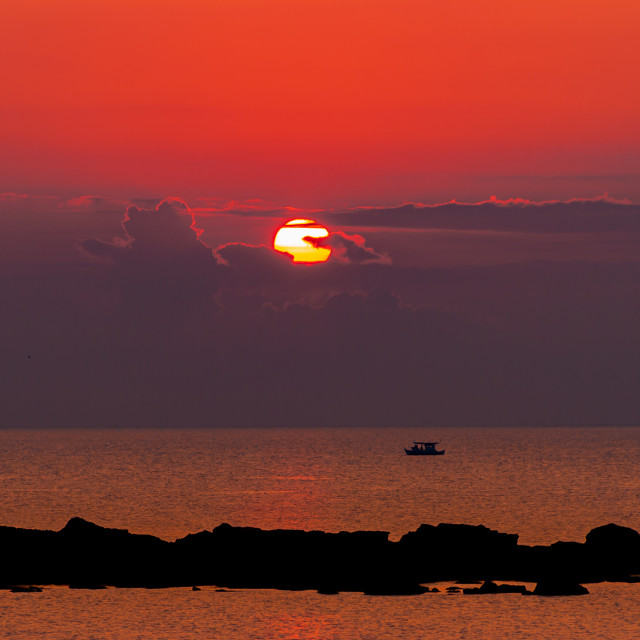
[0, 426, 638, 639]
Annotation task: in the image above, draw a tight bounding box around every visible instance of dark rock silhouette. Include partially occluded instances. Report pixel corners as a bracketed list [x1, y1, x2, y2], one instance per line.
[0, 518, 637, 594]
[173, 523, 399, 592]
[584, 523, 640, 580]
[463, 581, 529, 594]
[397, 523, 519, 582]
[0, 517, 170, 588]
[532, 579, 589, 596]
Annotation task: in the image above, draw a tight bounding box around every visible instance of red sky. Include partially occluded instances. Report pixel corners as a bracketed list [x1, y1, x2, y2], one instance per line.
[2, 0, 639, 205]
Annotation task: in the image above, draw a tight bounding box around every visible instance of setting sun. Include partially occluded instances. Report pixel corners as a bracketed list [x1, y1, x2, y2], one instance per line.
[273, 219, 331, 263]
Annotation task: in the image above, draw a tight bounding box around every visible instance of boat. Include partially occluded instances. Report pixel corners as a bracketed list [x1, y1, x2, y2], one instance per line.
[405, 441, 445, 456]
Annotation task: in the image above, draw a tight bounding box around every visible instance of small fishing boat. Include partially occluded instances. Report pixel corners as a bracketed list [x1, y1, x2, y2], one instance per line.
[405, 441, 445, 456]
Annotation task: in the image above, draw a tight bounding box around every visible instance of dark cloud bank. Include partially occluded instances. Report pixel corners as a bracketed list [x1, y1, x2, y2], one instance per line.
[323, 196, 640, 234]
[1, 197, 639, 427]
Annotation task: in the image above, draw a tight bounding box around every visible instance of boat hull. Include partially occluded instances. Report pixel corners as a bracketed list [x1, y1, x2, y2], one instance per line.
[404, 449, 445, 456]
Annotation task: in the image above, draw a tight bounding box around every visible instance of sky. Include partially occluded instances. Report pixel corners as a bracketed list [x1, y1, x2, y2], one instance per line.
[1, 1, 639, 427]
[2, 0, 640, 205]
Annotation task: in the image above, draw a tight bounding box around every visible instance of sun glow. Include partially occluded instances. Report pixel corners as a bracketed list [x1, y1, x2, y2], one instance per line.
[273, 219, 331, 263]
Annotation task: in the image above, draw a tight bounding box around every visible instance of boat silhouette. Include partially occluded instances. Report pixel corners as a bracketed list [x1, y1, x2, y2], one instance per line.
[404, 441, 445, 456]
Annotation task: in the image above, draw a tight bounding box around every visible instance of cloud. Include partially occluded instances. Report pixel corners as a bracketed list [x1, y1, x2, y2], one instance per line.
[5, 192, 638, 238]
[81, 199, 209, 259]
[0, 193, 131, 214]
[491, 174, 640, 183]
[0, 193, 63, 213]
[323, 195, 640, 234]
[215, 242, 293, 270]
[190, 196, 314, 218]
[79, 199, 221, 317]
[79, 237, 128, 258]
[77, 199, 392, 316]
[210, 232, 392, 311]
[58, 195, 131, 212]
[2, 192, 638, 427]
[306, 231, 391, 265]
[3, 205, 640, 427]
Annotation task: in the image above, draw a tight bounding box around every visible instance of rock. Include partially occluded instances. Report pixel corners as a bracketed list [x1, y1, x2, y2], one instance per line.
[191, 586, 201, 591]
[400, 523, 519, 550]
[584, 523, 640, 577]
[11, 585, 43, 593]
[463, 580, 529, 594]
[174, 523, 394, 591]
[585, 523, 640, 549]
[398, 523, 519, 580]
[0, 517, 637, 591]
[532, 579, 589, 596]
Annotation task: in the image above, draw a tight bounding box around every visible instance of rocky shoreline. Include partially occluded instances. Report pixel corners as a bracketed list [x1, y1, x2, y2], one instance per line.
[2, 518, 638, 596]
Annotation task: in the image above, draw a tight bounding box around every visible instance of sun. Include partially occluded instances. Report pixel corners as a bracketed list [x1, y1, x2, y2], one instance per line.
[273, 219, 331, 263]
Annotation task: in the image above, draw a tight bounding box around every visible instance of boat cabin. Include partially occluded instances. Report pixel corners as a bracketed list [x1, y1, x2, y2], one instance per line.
[412, 441, 437, 451]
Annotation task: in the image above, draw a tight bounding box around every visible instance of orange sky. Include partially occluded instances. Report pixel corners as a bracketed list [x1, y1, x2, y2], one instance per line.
[2, 0, 639, 205]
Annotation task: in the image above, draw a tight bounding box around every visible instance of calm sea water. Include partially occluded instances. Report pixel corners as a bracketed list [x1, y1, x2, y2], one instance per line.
[2, 582, 639, 640]
[1, 427, 639, 639]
